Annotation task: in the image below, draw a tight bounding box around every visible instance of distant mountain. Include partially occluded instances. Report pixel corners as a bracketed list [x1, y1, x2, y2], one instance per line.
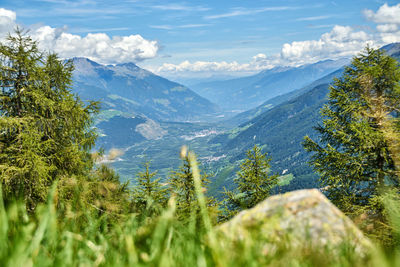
[190, 58, 349, 112]
[71, 58, 219, 122]
[226, 68, 345, 126]
[169, 74, 247, 87]
[209, 75, 338, 192]
[210, 43, 400, 192]
[95, 115, 168, 149]
[382, 42, 400, 58]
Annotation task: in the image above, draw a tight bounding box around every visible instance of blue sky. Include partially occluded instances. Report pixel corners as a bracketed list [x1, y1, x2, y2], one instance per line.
[1, 0, 400, 80]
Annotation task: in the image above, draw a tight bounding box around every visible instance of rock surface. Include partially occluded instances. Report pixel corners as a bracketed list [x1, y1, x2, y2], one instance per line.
[219, 189, 372, 252]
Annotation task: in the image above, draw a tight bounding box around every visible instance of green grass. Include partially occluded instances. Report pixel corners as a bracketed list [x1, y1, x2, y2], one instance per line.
[108, 121, 228, 182]
[94, 109, 131, 123]
[107, 94, 140, 106]
[2, 155, 400, 267]
[208, 163, 237, 197]
[2, 182, 400, 266]
[170, 86, 187, 92]
[228, 123, 253, 140]
[278, 174, 294, 186]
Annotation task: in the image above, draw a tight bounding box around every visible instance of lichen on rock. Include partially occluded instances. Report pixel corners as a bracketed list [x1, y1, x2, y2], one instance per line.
[218, 189, 372, 254]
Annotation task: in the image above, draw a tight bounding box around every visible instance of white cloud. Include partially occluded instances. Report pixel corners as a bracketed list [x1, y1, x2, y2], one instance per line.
[0, 8, 159, 64]
[0, 8, 16, 20]
[32, 26, 159, 63]
[178, 24, 210, 29]
[279, 25, 373, 64]
[204, 6, 296, 20]
[0, 8, 17, 38]
[364, 3, 400, 43]
[150, 25, 173, 30]
[150, 24, 210, 30]
[363, 4, 400, 25]
[158, 60, 250, 73]
[156, 25, 374, 76]
[151, 4, 209, 12]
[379, 31, 400, 44]
[156, 54, 275, 76]
[252, 53, 267, 61]
[3, 3, 400, 77]
[376, 24, 398, 33]
[296, 15, 332, 21]
[157, 3, 400, 77]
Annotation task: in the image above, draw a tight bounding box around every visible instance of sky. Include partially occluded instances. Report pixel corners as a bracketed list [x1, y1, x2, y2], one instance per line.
[1, 0, 400, 80]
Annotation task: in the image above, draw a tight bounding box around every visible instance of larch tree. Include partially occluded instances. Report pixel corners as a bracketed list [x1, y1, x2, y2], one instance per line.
[133, 161, 168, 215]
[0, 29, 98, 211]
[222, 145, 278, 220]
[303, 46, 400, 240]
[168, 151, 218, 222]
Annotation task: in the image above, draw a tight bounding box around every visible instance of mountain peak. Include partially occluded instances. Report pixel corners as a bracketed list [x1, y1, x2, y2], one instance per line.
[72, 57, 101, 67]
[116, 62, 140, 69]
[381, 42, 400, 59]
[112, 62, 151, 78]
[72, 57, 103, 77]
[71, 57, 219, 122]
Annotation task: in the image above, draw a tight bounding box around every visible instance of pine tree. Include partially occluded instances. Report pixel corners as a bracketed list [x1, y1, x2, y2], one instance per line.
[133, 161, 168, 215]
[168, 154, 218, 222]
[222, 145, 278, 219]
[0, 29, 98, 211]
[303, 47, 400, 239]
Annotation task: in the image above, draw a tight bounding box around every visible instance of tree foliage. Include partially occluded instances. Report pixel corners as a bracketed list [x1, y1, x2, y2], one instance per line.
[132, 161, 168, 216]
[303, 47, 400, 240]
[168, 153, 218, 222]
[0, 29, 98, 211]
[222, 145, 278, 219]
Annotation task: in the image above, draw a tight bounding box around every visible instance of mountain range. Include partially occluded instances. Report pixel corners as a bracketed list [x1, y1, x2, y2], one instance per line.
[68, 43, 400, 194]
[190, 58, 349, 112]
[72, 58, 219, 122]
[209, 43, 400, 193]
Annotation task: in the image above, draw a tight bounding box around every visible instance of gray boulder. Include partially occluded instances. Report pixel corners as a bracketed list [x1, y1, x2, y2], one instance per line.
[218, 189, 372, 253]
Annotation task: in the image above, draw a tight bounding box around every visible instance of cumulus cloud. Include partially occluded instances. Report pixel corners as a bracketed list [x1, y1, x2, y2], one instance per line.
[156, 53, 278, 76]
[363, 4, 400, 24]
[0, 8, 15, 20]
[364, 3, 400, 43]
[376, 24, 398, 33]
[156, 25, 374, 76]
[0, 8, 16, 38]
[32, 26, 159, 63]
[157, 3, 400, 77]
[158, 60, 250, 73]
[3, 3, 400, 76]
[279, 25, 373, 64]
[0, 8, 159, 64]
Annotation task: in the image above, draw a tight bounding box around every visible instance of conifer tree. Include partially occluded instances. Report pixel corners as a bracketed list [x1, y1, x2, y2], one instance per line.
[222, 145, 278, 219]
[168, 152, 218, 222]
[0, 29, 98, 211]
[133, 161, 168, 215]
[303, 47, 400, 235]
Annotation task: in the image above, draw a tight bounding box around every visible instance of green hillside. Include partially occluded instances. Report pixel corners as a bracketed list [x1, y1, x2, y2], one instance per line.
[190, 59, 348, 112]
[72, 58, 220, 122]
[210, 43, 400, 193]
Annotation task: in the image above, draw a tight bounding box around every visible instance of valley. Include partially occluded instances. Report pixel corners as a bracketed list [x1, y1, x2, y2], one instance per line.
[96, 119, 228, 183]
[73, 43, 400, 198]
